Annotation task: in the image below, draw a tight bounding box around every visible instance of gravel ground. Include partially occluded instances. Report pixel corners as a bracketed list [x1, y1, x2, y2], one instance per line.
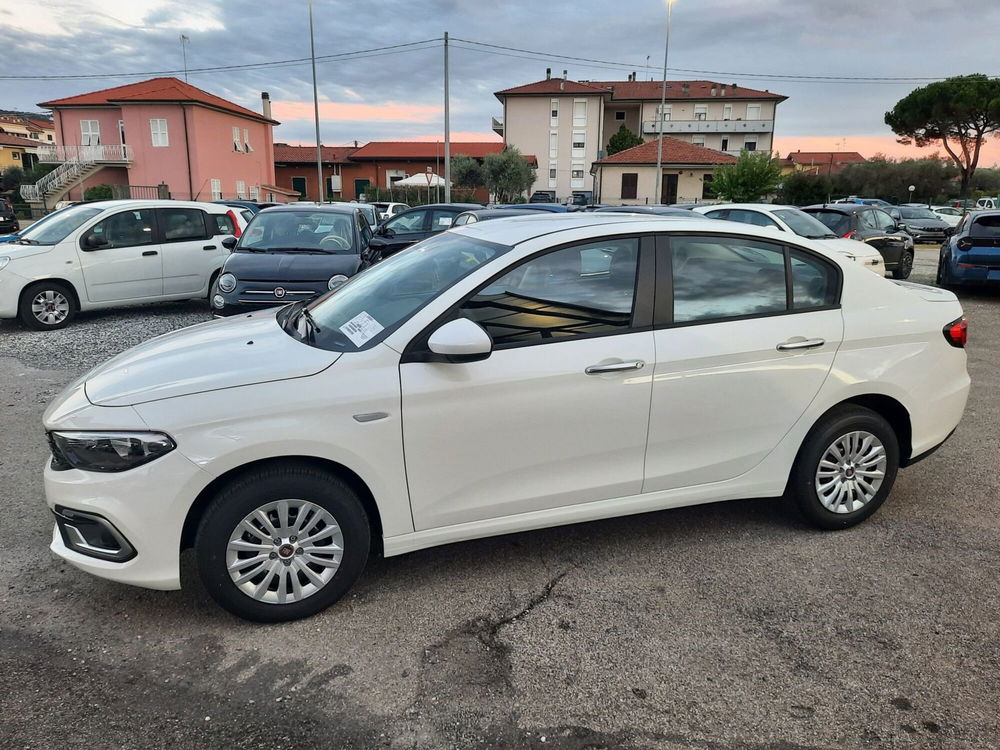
[0, 245, 998, 749]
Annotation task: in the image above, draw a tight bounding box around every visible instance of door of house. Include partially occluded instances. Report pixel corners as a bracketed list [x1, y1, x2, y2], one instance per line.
[291, 177, 307, 199]
[661, 174, 678, 205]
[354, 178, 371, 200]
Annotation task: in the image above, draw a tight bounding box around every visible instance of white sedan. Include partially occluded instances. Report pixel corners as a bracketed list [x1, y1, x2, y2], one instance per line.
[42, 214, 969, 621]
[692, 203, 886, 274]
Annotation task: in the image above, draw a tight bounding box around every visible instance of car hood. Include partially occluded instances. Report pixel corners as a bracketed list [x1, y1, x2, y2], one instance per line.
[82, 309, 341, 407]
[0, 242, 53, 259]
[225, 251, 362, 281]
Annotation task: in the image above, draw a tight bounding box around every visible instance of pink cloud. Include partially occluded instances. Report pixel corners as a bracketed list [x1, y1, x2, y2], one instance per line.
[272, 99, 441, 123]
[774, 134, 1000, 167]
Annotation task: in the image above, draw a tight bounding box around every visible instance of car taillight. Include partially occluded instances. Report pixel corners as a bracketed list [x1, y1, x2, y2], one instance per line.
[842, 230, 857, 239]
[956, 236, 973, 251]
[943, 316, 967, 348]
[227, 210, 242, 238]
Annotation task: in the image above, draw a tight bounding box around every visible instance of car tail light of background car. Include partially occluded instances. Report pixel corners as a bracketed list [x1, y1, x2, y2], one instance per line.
[842, 230, 857, 239]
[227, 210, 243, 238]
[943, 316, 967, 348]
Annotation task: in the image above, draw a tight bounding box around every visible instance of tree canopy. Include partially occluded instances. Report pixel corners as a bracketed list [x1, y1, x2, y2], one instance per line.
[711, 150, 782, 202]
[482, 146, 535, 203]
[885, 74, 1000, 196]
[449, 154, 484, 189]
[606, 124, 643, 156]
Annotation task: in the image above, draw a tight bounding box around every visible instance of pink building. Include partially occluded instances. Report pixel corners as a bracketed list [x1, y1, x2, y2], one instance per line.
[24, 77, 296, 208]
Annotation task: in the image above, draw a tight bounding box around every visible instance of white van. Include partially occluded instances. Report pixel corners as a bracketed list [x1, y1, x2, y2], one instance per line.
[0, 200, 240, 330]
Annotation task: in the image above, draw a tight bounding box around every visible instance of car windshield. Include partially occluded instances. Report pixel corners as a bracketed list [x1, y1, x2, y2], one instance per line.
[805, 210, 850, 236]
[239, 211, 358, 254]
[16, 206, 104, 245]
[279, 232, 512, 352]
[971, 215, 1000, 237]
[772, 208, 837, 239]
[899, 207, 936, 220]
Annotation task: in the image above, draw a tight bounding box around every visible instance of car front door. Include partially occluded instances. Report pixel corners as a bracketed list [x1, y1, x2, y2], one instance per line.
[643, 233, 844, 492]
[400, 235, 656, 530]
[77, 208, 163, 302]
[865, 209, 906, 267]
[373, 209, 429, 257]
[158, 208, 224, 295]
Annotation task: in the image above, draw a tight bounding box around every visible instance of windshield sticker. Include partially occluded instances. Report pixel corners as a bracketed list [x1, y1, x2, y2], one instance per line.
[339, 311, 385, 346]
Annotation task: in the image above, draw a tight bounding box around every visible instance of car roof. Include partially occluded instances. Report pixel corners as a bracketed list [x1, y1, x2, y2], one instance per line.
[412, 203, 483, 210]
[460, 208, 538, 218]
[598, 206, 695, 216]
[258, 203, 362, 215]
[803, 203, 871, 214]
[69, 199, 230, 212]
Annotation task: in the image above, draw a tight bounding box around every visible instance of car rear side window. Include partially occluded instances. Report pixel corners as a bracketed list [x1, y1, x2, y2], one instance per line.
[430, 210, 457, 230]
[808, 210, 850, 236]
[160, 208, 209, 242]
[459, 238, 640, 347]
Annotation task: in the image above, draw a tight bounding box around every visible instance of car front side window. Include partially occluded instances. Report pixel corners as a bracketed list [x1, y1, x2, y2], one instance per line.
[86, 209, 157, 249]
[458, 238, 640, 348]
[385, 210, 427, 235]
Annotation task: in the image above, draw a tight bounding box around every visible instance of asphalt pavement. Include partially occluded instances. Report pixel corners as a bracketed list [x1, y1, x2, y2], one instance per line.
[0, 247, 997, 749]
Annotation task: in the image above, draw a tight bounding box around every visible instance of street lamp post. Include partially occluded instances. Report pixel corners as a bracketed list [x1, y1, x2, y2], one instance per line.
[653, 0, 675, 205]
[308, 0, 324, 203]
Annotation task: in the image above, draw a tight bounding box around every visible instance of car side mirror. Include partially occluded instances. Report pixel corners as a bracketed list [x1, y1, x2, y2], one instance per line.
[221, 236, 238, 250]
[426, 318, 492, 362]
[379, 226, 395, 238]
[83, 233, 108, 249]
[896, 223, 907, 231]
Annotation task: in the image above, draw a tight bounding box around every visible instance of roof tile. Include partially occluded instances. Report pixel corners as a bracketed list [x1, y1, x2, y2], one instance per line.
[595, 136, 737, 165]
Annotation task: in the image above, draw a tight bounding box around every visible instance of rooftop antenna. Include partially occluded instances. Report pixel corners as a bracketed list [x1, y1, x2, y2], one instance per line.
[180, 35, 190, 81]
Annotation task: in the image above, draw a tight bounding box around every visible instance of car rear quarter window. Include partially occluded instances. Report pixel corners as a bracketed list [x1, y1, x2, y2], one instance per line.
[790, 248, 837, 309]
[213, 213, 236, 235]
[430, 210, 458, 231]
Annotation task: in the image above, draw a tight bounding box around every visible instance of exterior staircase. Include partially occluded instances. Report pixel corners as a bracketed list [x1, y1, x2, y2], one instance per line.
[21, 144, 132, 211]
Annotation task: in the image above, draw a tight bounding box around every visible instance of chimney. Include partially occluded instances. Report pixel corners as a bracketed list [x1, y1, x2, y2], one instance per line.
[720, 86, 726, 97]
[682, 82, 689, 96]
[261, 91, 272, 120]
[546, 67, 551, 80]
[354, 140, 358, 148]
[562, 69, 568, 79]
[560, 80, 565, 91]
[710, 83, 716, 96]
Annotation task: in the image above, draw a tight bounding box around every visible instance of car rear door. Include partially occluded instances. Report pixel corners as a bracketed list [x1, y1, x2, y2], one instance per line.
[643, 233, 844, 492]
[400, 234, 656, 530]
[158, 207, 226, 295]
[77, 208, 163, 302]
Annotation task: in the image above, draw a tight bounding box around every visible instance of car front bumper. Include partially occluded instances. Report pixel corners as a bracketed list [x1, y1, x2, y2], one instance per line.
[212, 283, 326, 316]
[43, 448, 209, 590]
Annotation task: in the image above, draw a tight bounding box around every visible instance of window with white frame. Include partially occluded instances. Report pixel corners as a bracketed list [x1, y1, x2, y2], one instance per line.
[548, 163, 557, 188]
[243, 128, 253, 152]
[550, 99, 559, 127]
[694, 104, 708, 121]
[691, 134, 706, 147]
[118, 119, 126, 144]
[549, 168, 557, 179]
[249, 185, 260, 200]
[549, 131, 558, 159]
[232, 126, 243, 152]
[723, 104, 733, 121]
[149, 118, 168, 147]
[572, 99, 586, 127]
[211, 178, 222, 200]
[571, 162, 585, 188]
[572, 131, 585, 158]
[743, 137, 758, 151]
[656, 104, 671, 122]
[80, 119, 100, 146]
[236, 180, 247, 199]
[746, 104, 761, 121]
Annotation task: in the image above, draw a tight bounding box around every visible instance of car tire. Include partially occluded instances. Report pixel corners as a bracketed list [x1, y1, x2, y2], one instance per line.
[195, 462, 371, 622]
[18, 280, 78, 331]
[207, 270, 220, 302]
[891, 251, 914, 280]
[786, 405, 899, 531]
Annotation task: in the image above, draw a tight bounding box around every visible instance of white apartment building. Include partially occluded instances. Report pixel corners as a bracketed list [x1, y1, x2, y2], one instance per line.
[494, 72, 786, 200]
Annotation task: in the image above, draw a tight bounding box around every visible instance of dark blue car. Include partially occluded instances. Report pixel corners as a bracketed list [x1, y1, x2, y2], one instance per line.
[937, 210, 1000, 289]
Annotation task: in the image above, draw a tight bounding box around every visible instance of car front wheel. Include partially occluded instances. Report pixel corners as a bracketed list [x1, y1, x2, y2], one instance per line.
[196, 462, 371, 622]
[18, 281, 78, 330]
[891, 251, 914, 280]
[787, 405, 899, 530]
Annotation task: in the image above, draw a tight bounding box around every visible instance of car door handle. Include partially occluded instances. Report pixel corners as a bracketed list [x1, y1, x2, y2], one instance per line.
[776, 337, 825, 351]
[203, 245, 217, 250]
[585, 360, 645, 374]
[142, 250, 158, 256]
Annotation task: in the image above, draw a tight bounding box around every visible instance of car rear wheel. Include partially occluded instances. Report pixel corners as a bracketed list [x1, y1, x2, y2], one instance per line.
[891, 251, 914, 280]
[18, 281, 77, 330]
[195, 462, 371, 622]
[787, 405, 899, 530]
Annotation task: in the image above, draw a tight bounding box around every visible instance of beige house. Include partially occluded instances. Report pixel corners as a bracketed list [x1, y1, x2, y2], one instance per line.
[593, 137, 736, 205]
[0, 114, 55, 143]
[495, 73, 785, 201]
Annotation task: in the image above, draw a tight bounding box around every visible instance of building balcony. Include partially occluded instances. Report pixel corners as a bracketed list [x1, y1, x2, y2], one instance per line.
[37, 143, 133, 164]
[491, 116, 504, 137]
[642, 119, 773, 135]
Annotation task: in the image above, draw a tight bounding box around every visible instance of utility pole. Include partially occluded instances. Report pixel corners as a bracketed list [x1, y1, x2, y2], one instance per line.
[308, 0, 324, 202]
[444, 31, 451, 203]
[180, 35, 190, 82]
[654, 0, 675, 204]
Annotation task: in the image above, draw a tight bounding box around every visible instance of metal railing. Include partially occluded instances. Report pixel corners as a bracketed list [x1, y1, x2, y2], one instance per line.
[37, 143, 133, 163]
[642, 119, 773, 135]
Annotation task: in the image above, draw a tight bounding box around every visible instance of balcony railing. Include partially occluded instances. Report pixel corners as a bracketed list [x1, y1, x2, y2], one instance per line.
[642, 119, 773, 135]
[491, 116, 504, 137]
[37, 143, 133, 163]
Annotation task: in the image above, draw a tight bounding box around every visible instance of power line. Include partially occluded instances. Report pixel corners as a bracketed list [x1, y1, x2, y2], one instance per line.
[0, 39, 442, 80]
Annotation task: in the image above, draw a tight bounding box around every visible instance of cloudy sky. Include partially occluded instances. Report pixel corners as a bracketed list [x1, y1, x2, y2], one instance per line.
[4, 0, 999, 163]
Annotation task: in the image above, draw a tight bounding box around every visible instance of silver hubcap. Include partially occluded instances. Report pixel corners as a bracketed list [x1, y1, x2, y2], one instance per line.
[226, 499, 344, 605]
[31, 289, 70, 325]
[815, 430, 887, 514]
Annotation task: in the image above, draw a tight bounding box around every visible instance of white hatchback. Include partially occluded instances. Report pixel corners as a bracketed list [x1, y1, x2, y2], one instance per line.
[42, 214, 969, 621]
[692, 203, 886, 274]
[0, 200, 241, 330]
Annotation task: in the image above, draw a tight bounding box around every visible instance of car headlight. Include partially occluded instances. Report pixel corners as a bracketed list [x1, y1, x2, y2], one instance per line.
[0, 256, 10, 272]
[218, 273, 237, 293]
[328, 274, 349, 291]
[48, 431, 176, 473]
